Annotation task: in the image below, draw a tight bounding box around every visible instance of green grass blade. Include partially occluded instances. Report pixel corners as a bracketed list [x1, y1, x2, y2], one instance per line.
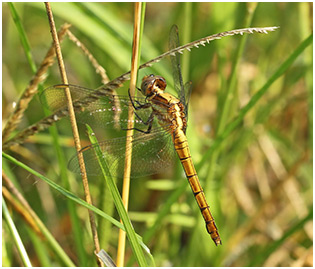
[197, 33, 313, 171]
[2, 152, 123, 230]
[203, 3, 258, 208]
[9, 7, 80, 260]
[49, 125, 88, 265]
[85, 124, 149, 266]
[8, 2, 37, 73]
[250, 208, 313, 266]
[3, 151, 153, 265]
[3, 3, 311, 266]
[2, 197, 32, 267]
[181, 2, 192, 82]
[143, 181, 187, 243]
[138, 2, 146, 68]
[28, 228, 51, 266]
[216, 3, 257, 136]
[47, 125, 88, 266]
[3, 154, 78, 266]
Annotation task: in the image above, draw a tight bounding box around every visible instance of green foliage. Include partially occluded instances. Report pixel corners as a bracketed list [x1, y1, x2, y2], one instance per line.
[2, 2, 312, 267]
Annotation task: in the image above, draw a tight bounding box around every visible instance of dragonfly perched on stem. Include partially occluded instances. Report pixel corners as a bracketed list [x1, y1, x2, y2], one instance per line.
[41, 25, 222, 245]
[3, 25, 278, 151]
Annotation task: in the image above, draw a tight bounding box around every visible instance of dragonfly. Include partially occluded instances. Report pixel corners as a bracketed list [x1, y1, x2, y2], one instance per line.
[41, 25, 221, 246]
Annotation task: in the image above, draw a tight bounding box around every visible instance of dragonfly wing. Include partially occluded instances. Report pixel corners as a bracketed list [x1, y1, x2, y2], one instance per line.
[169, 25, 192, 123]
[68, 135, 128, 177]
[73, 94, 154, 131]
[127, 127, 176, 178]
[169, 25, 185, 101]
[183, 81, 193, 120]
[41, 84, 161, 131]
[68, 127, 176, 178]
[40, 84, 99, 111]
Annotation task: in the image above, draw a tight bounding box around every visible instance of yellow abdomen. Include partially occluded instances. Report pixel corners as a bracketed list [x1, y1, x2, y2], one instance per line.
[172, 129, 221, 245]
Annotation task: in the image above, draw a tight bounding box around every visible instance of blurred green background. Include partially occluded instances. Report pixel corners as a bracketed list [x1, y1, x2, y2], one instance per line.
[2, 2, 312, 267]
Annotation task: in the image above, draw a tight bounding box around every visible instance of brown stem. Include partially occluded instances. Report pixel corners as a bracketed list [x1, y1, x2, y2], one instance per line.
[45, 2, 102, 266]
[116, 2, 143, 267]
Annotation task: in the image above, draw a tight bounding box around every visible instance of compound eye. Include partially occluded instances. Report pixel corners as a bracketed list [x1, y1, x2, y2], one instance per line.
[155, 77, 167, 90]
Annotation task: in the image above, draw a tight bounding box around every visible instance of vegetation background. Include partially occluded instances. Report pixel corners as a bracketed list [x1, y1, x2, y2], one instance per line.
[2, 2, 312, 267]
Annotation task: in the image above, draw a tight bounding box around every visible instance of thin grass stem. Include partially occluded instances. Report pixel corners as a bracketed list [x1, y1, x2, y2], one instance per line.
[2, 197, 32, 267]
[66, 29, 110, 84]
[8, 2, 36, 73]
[2, 23, 70, 143]
[2, 169, 76, 266]
[117, 3, 144, 266]
[85, 126, 149, 266]
[197, 33, 312, 171]
[44, 2, 102, 266]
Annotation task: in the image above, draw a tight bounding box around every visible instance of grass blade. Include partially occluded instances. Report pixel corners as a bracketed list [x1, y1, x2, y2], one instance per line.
[8, 2, 36, 73]
[96, 249, 116, 267]
[3, 151, 133, 236]
[2, 197, 32, 267]
[250, 208, 313, 266]
[3, 151, 152, 261]
[85, 125, 149, 266]
[197, 33, 313, 171]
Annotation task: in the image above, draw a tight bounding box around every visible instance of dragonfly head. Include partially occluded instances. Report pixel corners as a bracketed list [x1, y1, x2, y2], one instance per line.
[140, 74, 167, 97]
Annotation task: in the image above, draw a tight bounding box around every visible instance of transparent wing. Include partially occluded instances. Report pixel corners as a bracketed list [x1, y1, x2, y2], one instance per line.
[168, 25, 192, 121]
[169, 25, 185, 101]
[42, 84, 177, 178]
[40, 84, 169, 131]
[68, 126, 176, 178]
[40, 84, 116, 111]
[183, 81, 193, 119]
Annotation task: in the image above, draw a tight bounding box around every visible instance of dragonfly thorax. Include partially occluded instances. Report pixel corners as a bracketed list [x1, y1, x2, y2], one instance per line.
[140, 74, 166, 97]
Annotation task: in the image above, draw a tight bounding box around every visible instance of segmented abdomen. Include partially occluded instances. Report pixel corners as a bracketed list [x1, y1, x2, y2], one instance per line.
[172, 129, 221, 246]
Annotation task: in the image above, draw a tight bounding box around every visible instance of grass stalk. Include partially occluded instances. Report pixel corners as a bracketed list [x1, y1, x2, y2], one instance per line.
[3, 150, 152, 253]
[117, 3, 145, 266]
[4, 8, 84, 264]
[204, 3, 258, 199]
[226, 152, 309, 251]
[2, 169, 75, 266]
[8, 3, 37, 73]
[44, 3, 102, 266]
[251, 208, 312, 266]
[2, 197, 32, 267]
[197, 33, 313, 171]
[2, 152, 123, 230]
[85, 126, 149, 266]
[2, 25, 277, 150]
[3, 3, 311, 266]
[2, 22, 70, 143]
[66, 29, 110, 85]
[181, 2, 192, 82]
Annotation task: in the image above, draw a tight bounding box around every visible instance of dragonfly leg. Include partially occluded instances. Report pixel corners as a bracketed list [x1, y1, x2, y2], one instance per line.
[128, 88, 151, 110]
[122, 111, 154, 134]
[129, 126, 151, 134]
[127, 88, 156, 129]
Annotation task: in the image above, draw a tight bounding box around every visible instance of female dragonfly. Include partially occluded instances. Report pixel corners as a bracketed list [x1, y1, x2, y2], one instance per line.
[41, 25, 221, 246]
